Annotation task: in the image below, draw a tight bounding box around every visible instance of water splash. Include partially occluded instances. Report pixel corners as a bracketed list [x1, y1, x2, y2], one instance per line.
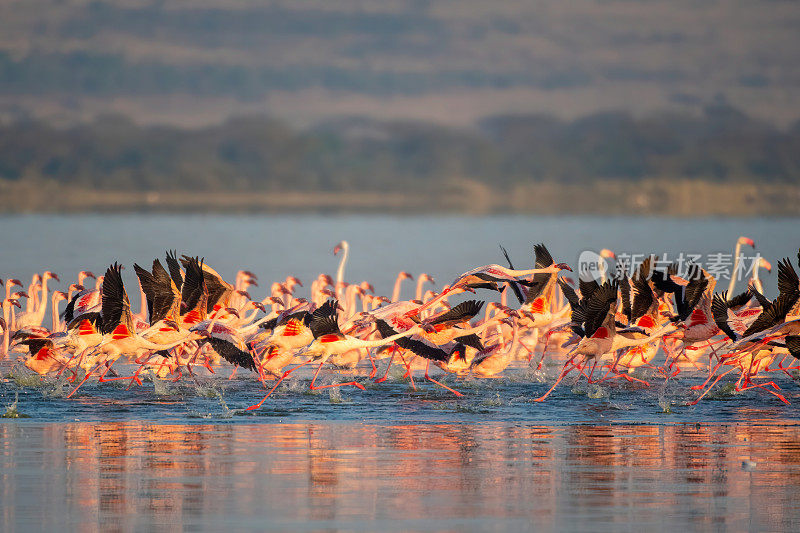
[2, 392, 30, 418]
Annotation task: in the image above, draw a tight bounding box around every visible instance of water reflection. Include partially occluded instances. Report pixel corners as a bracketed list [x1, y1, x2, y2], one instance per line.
[2, 422, 800, 531]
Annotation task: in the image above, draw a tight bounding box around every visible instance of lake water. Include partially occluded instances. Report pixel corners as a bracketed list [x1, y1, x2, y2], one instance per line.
[2, 214, 800, 530]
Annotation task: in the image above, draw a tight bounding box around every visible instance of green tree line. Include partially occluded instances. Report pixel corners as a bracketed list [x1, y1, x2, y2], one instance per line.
[1, 103, 798, 192]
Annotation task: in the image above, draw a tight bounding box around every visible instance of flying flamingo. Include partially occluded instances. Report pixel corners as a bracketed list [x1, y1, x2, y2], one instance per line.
[247, 300, 427, 410]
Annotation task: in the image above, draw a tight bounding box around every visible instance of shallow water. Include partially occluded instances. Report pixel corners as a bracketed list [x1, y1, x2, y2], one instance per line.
[3, 214, 800, 530]
[3, 419, 800, 531]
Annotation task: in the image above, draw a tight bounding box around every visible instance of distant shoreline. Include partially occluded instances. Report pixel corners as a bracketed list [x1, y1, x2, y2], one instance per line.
[1, 179, 798, 216]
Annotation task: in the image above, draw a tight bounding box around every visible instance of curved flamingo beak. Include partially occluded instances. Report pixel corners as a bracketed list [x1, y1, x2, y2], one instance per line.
[401, 272, 414, 280]
[49, 272, 60, 282]
[82, 271, 96, 279]
[242, 270, 257, 279]
[246, 277, 259, 287]
[10, 299, 21, 308]
[333, 243, 343, 255]
[268, 296, 286, 307]
[225, 307, 240, 318]
[237, 290, 252, 300]
[557, 263, 573, 272]
[163, 319, 181, 331]
[739, 237, 755, 248]
[288, 276, 302, 287]
[252, 302, 266, 313]
[9, 279, 22, 287]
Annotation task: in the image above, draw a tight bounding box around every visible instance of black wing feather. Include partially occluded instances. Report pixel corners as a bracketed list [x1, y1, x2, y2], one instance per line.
[712, 292, 737, 341]
[375, 319, 449, 362]
[500, 245, 525, 304]
[165, 250, 184, 291]
[204, 337, 257, 371]
[427, 300, 484, 326]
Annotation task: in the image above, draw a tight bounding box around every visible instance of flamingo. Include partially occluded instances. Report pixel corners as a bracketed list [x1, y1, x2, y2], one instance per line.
[535, 280, 619, 401]
[15, 271, 59, 329]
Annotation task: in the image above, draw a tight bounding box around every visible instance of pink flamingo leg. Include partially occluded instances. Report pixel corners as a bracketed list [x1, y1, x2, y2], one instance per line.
[246, 359, 313, 410]
[689, 367, 736, 405]
[66, 361, 104, 398]
[309, 361, 366, 392]
[374, 349, 396, 384]
[534, 355, 580, 402]
[423, 361, 463, 397]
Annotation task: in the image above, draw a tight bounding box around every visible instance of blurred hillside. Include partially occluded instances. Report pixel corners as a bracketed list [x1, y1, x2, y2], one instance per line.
[1, 0, 799, 128]
[1, 103, 799, 214]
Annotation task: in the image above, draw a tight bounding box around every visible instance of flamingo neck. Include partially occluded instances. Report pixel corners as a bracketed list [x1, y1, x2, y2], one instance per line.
[335, 242, 349, 289]
[728, 241, 742, 295]
[51, 294, 62, 332]
[391, 276, 404, 302]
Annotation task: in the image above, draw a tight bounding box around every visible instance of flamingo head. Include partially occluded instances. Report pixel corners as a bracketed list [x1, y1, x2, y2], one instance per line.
[556, 262, 573, 272]
[240, 270, 258, 280]
[758, 258, 772, 273]
[268, 296, 286, 307]
[420, 273, 435, 284]
[333, 241, 348, 255]
[498, 315, 517, 327]
[69, 284, 85, 292]
[494, 305, 520, 318]
[360, 282, 375, 294]
[8, 278, 22, 288]
[224, 307, 240, 319]
[54, 291, 68, 302]
[276, 284, 293, 296]
[738, 236, 756, 248]
[13, 291, 29, 300]
[319, 274, 334, 287]
[286, 276, 302, 288]
[250, 301, 266, 313]
[245, 277, 259, 288]
[399, 272, 414, 281]
[236, 290, 252, 300]
[599, 249, 616, 260]
[320, 288, 336, 298]
[44, 271, 60, 282]
[294, 298, 308, 305]
[81, 271, 96, 279]
[8, 298, 21, 309]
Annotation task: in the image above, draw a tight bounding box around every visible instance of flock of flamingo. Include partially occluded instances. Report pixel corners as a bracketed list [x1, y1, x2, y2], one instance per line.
[2, 237, 800, 409]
